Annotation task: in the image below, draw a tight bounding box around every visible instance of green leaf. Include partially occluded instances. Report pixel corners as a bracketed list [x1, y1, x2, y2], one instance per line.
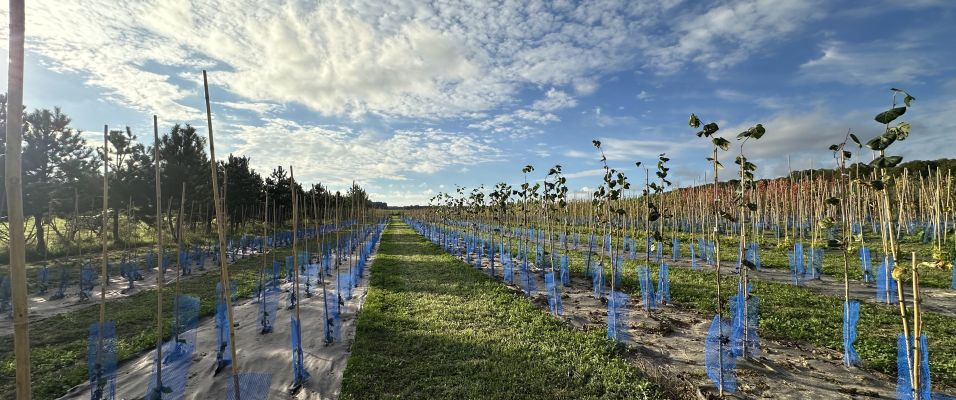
[904, 94, 915, 107]
[712, 137, 730, 151]
[697, 122, 720, 137]
[736, 124, 766, 140]
[870, 156, 904, 169]
[866, 133, 896, 151]
[849, 133, 862, 147]
[688, 113, 701, 129]
[890, 122, 911, 141]
[875, 107, 906, 124]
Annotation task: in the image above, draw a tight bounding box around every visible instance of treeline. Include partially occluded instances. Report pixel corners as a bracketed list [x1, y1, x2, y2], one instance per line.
[0, 94, 376, 258]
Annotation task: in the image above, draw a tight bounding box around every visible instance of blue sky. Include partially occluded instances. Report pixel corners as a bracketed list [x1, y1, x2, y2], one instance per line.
[1, 0, 955, 205]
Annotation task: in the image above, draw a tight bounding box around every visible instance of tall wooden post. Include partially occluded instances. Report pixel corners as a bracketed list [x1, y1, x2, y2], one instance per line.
[4, 1, 31, 398]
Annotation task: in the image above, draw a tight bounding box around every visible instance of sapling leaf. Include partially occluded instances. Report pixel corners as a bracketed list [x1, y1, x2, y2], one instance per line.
[866, 133, 896, 151]
[843, 150, 852, 159]
[592, 140, 602, 148]
[870, 156, 903, 168]
[712, 137, 730, 151]
[698, 122, 720, 137]
[874, 107, 906, 124]
[890, 122, 911, 140]
[849, 133, 862, 147]
[828, 144, 840, 151]
[689, 113, 701, 129]
[904, 94, 915, 107]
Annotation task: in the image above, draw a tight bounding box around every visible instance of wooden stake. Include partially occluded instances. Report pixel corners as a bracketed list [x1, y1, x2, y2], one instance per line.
[202, 70, 242, 399]
[4, 1, 31, 396]
[152, 115, 165, 390]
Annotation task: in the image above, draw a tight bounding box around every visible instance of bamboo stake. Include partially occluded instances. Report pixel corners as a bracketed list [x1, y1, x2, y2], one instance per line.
[202, 70, 242, 399]
[4, 1, 31, 396]
[151, 116, 165, 391]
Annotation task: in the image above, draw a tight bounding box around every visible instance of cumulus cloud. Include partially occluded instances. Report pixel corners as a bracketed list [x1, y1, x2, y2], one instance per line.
[225, 118, 504, 186]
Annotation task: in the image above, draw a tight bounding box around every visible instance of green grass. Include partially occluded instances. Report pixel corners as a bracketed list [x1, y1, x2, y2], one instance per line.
[340, 218, 675, 400]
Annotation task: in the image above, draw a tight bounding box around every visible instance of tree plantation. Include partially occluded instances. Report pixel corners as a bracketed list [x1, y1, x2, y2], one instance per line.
[3, 1, 956, 400]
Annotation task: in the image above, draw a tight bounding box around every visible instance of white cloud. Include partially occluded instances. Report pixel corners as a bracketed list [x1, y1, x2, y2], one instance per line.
[225, 118, 503, 187]
[637, 90, 652, 101]
[531, 88, 577, 112]
[645, 0, 825, 74]
[799, 39, 940, 85]
[216, 101, 281, 115]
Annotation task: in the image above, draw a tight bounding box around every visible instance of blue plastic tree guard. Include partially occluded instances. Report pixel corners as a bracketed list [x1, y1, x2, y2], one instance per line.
[290, 318, 310, 388]
[672, 237, 681, 261]
[658, 263, 671, 305]
[729, 283, 759, 358]
[951, 257, 956, 290]
[225, 373, 274, 400]
[789, 243, 805, 286]
[50, 266, 67, 300]
[636, 266, 656, 310]
[260, 286, 279, 334]
[860, 247, 873, 283]
[520, 256, 536, 296]
[807, 247, 823, 279]
[544, 272, 563, 316]
[897, 334, 931, 400]
[607, 291, 629, 342]
[36, 266, 49, 295]
[747, 242, 761, 271]
[502, 250, 514, 284]
[690, 243, 698, 270]
[705, 314, 736, 394]
[843, 300, 861, 367]
[215, 302, 233, 374]
[591, 262, 605, 299]
[144, 295, 199, 400]
[560, 255, 570, 287]
[80, 264, 96, 301]
[337, 271, 352, 301]
[323, 291, 341, 344]
[87, 321, 117, 400]
[876, 255, 898, 304]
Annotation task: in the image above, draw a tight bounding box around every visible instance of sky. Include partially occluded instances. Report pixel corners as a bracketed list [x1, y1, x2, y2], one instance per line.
[1, 0, 954, 206]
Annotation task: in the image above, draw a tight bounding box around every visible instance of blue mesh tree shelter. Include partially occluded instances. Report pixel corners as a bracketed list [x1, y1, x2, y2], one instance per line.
[36, 266, 49, 295]
[271, 261, 280, 288]
[591, 261, 604, 299]
[896, 334, 931, 400]
[789, 243, 805, 286]
[636, 265, 656, 310]
[691, 243, 698, 270]
[560, 255, 570, 287]
[290, 318, 310, 388]
[859, 246, 872, 283]
[87, 321, 117, 400]
[607, 291, 629, 342]
[705, 314, 736, 394]
[49, 266, 67, 300]
[337, 271, 352, 301]
[747, 242, 761, 271]
[323, 291, 341, 344]
[260, 286, 279, 334]
[729, 282, 759, 358]
[225, 373, 273, 400]
[215, 282, 237, 374]
[144, 295, 199, 400]
[876, 255, 897, 304]
[807, 247, 823, 279]
[658, 263, 671, 305]
[520, 256, 536, 296]
[544, 272, 563, 316]
[842, 300, 861, 367]
[145, 251, 156, 270]
[502, 250, 514, 284]
[80, 264, 96, 301]
[951, 256, 956, 290]
[671, 237, 681, 261]
[285, 256, 295, 281]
